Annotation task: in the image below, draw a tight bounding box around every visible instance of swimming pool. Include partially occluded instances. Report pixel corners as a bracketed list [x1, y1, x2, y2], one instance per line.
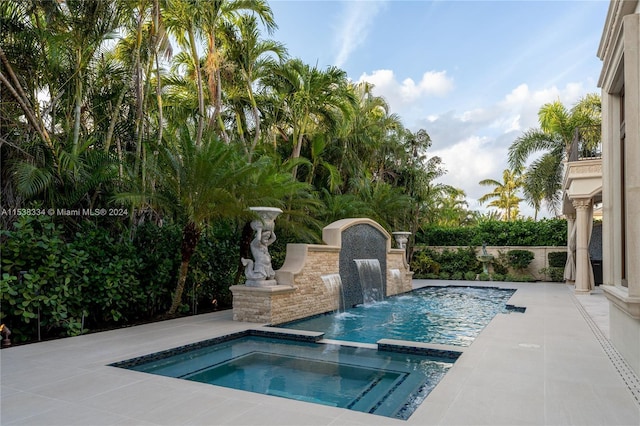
[112, 285, 520, 420]
[112, 332, 454, 420]
[277, 286, 518, 345]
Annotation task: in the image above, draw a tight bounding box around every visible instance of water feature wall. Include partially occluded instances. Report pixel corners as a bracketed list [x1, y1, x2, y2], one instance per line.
[230, 218, 413, 324]
[337, 224, 387, 308]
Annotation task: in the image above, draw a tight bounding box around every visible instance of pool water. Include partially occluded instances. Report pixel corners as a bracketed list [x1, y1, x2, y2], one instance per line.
[277, 286, 517, 345]
[115, 335, 453, 420]
[113, 286, 521, 420]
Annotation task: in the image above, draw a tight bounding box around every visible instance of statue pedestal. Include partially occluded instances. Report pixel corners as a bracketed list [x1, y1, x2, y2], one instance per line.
[230, 284, 297, 323]
[245, 279, 278, 288]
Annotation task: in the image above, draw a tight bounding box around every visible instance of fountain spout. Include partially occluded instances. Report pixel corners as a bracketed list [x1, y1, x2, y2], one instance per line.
[477, 243, 494, 275]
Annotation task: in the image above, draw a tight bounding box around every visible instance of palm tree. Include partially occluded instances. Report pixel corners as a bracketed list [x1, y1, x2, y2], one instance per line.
[478, 169, 524, 221]
[304, 134, 343, 192]
[219, 14, 287, 161]
[337, 82, 403, 188]
[508, 94, 601, 214]
[58, 1, 124, 155]
[154, 126, 254, 314]
[198, 0, 276, 140]
[434, 188, 473, 226]
[521, 163, 547, 220]
[162, 0, 207, 146]
[2, 0, 127, 212]
[262, 58, 356, 179]
[318, 189, 372, 225]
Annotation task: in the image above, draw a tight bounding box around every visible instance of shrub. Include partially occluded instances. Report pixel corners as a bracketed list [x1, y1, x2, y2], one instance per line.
[492, 251, 510, 275]
[1, 216, 89, 341]
[0, 216, 241, 342]
[507, 250, 535, 272]
[540, 266, 565, 282]
[548, 251, 568, 268]
[410, 249, 441, 278]
[506, 273, 536, 282]
[437, 247, 480, 275]
[478, 272, 490, 281]
[451, 271, 464, 280]
[492, 273, 505, 282]
[132, 222, 181, 317]
[187, 221, 241, 310]
[464, 271, 477, 280]
[439, 272, 451, 280]
[411, 247, 480, 278]
[71, 224, 144, 325]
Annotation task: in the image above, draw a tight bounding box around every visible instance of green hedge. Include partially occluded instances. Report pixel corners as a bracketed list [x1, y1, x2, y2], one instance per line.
[416, 219, 567, 247]
[0, 216, 241, 342]
[506, 250, 535, 271]
[411, 247, 481, 278]
[548, 251, 568, 267]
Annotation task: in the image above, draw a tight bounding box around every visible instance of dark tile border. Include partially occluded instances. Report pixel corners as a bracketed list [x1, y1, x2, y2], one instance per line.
[109, 329, 323, 369]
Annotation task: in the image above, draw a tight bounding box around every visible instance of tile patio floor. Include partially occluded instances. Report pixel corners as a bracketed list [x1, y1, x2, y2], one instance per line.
[2, 280, 639, 425]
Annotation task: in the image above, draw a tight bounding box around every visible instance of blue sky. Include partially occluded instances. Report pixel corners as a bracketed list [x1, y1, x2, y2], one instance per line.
[268, 0, 610, 218]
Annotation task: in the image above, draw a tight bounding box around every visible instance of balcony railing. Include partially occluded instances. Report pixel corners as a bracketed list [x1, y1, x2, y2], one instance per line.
[567, 126, 602, 162]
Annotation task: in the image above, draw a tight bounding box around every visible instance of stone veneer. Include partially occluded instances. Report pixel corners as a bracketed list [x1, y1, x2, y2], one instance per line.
[230, 218, 413, 324]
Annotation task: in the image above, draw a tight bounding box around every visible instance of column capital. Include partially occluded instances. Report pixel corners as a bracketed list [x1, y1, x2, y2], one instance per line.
[572, 198, 592, 210]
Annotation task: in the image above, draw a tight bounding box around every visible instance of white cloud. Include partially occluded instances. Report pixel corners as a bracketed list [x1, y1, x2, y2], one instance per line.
[400, 71, 454, 100]
[407, 81, 595, 219]
[431, 135, 503, 198]
[334, 1, 387, 68]
[351, 66, 595, 218]
[357, 69, 454, 108]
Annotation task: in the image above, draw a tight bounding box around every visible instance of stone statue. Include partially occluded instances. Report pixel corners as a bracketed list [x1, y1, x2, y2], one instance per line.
[482, 242, 488, 256]
[242, 223, 276, 281]
[241, 207, 282, 287]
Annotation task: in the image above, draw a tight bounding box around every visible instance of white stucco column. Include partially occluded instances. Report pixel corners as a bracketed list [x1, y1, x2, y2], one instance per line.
[564, 213, 576, 283]
[573, 199, 592, 294]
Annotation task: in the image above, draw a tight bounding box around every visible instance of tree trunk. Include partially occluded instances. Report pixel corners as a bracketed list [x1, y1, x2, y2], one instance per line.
[248, 89, 261, 162]
[188, 29, 205, 146]
[72, 69, 83, 155]
[168, 222, 202, 315]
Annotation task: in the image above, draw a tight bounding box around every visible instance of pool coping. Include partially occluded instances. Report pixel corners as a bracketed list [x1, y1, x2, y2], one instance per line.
[111, 326, 464, 370]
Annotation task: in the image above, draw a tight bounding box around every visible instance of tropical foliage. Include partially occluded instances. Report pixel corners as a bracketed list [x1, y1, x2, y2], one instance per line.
[478, 168, 524, 221]
[508, 94, 601, 215]
[1, 0, 470, 324]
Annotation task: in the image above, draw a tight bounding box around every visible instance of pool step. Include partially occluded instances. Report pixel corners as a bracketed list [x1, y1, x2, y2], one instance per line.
[347, 372, 408, 415]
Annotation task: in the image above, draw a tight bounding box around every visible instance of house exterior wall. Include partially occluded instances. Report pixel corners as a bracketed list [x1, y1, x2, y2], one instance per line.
[598, 0, 640, 376]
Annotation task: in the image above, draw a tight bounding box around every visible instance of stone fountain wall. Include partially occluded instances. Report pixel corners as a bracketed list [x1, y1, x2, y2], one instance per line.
[337, 224, 387, 308]
[230, 218, 413, 324]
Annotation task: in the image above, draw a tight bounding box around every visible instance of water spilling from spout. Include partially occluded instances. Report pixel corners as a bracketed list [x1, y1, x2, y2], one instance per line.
[321, 274, 346, 312]
[354, 259, 384, 304]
